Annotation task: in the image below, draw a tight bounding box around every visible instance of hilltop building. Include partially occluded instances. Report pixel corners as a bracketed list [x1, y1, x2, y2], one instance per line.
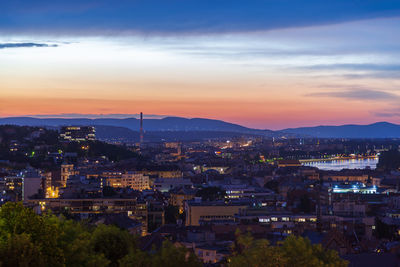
[59, 126, 96, 142]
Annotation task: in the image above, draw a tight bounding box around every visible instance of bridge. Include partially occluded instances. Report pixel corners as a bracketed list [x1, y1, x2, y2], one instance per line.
[299, 155, 378, 163]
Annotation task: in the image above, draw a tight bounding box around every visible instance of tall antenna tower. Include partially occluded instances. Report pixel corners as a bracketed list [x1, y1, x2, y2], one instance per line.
[140, 112, 144, 144]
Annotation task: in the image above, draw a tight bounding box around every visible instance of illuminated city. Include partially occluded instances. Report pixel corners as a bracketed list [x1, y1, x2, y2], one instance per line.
[1, 1, 400, 267]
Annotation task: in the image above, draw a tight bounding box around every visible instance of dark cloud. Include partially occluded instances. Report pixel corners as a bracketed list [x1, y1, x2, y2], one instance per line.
[0, 42, 57, 49]
[1, 0, 400, 34]
[306, 89, 399, 101]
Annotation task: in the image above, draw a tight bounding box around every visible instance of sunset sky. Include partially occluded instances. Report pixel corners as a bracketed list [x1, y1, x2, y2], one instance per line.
[1, 1, 400, 130]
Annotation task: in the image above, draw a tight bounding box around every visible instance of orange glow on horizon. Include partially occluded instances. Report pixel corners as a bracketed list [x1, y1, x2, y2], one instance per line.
[0, 95, 394, 129]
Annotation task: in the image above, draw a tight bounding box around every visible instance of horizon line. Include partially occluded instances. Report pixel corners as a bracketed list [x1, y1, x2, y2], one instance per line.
[0, 114, 398, 131]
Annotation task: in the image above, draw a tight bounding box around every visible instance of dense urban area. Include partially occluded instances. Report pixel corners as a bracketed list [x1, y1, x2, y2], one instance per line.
[1, 124, 400, 266]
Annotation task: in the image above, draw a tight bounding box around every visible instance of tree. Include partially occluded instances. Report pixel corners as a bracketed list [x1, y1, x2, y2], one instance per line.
[298, 194, 314, 213]
[152, 240, 201, 267]
[230, 231, 286, 267]
[119, 240, 201, 267]
[57, 218, 110, 267]
[119, 249, 153, 267]
[196, 186, 226, 201]
[264, 180, 279, 193]
[229, 232, 348, 267]
[374, 217, 396, 240]
[0, 202, 110, 267]
[0, 234, 44, 267]
[0, 202, 64, 266]
[164, 205, 180, 224]
[377, 149, 400, 171]
[280, 235, 347, 267]
[90, 224, 136, 266]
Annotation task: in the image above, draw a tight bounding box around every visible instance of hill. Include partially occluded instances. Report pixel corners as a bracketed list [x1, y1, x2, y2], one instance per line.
[0, 117, 277, 136]
[2, 117, 400, 139]
[282, 122, 400, 138]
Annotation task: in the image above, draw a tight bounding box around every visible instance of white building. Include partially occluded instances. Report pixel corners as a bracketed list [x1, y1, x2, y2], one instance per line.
[22, 169, 43, 202]
[121, 172, 150, 191]
[106, 172, 150, 191]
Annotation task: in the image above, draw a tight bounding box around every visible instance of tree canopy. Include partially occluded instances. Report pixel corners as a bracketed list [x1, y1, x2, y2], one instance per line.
[0, 202, 199, 267]
[229, 231, 348, 267]
[0, 202, 348, 267]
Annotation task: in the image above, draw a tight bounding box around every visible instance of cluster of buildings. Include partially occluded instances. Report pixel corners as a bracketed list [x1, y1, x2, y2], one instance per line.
[59, 126, 96, 142]
[1, 125, 400, 265]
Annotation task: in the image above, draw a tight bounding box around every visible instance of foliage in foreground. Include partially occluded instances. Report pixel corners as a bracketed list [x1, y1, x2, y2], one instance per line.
[0, 202, 200, 267]
[0, 202, 348, 267]
[229, 231, 348, 267]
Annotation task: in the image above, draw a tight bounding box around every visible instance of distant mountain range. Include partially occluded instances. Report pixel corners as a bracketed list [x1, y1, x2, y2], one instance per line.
[0, 117, 399, 139]
[282, 122, 400, 138]
[0, 116, 274, 133]
[0, 117, 278, 141]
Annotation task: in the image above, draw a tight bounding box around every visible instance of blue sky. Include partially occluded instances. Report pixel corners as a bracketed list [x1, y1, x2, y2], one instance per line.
[2, 0, 400, 34]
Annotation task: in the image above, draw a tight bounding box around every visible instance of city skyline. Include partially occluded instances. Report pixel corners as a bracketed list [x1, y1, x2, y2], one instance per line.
[1, 1, 400, 129]
[3, 3, 400, 266]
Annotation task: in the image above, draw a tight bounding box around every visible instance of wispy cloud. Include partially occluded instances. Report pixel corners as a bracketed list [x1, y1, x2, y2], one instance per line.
[298, 63, 400, 80]
[306, 88, 399, 101]
[374, 112, 400, 117]
[0, 42, 57, 49]
[302, 63, 400, 72]
[372, 108, 400, 118]
[342, 72, 400, 80]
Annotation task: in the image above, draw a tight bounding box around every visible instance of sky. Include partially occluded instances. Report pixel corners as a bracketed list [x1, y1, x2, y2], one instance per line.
[1, 1, 400, 130]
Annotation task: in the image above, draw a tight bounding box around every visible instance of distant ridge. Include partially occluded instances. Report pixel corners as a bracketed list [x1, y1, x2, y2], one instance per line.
[282, 122, 400, 138]
[0, 116, 276, 137]
[1, 117, 399, 139]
